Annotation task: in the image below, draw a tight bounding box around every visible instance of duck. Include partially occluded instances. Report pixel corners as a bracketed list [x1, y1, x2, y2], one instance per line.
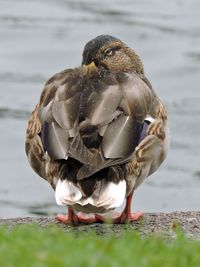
[25, 35, 169, 225]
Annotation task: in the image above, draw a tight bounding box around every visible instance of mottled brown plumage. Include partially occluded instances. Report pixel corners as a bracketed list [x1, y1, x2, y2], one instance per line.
[25, 35, 169, 224]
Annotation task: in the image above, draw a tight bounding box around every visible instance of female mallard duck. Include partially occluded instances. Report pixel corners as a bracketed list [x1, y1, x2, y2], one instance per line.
[25, 35, 169, 225]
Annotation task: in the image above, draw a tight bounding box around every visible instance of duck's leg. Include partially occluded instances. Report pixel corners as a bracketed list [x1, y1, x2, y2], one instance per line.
[95, 191, 144, 224]
[113, 191, 144, 223]
[56, 207, 79, 225]
[56, 208, 99, 225]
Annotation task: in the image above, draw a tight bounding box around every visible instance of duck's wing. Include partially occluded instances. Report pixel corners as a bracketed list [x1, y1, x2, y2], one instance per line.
[30, 68, 163, 181]
[25, 68, 77, 185]
[76, 71, 163, 179]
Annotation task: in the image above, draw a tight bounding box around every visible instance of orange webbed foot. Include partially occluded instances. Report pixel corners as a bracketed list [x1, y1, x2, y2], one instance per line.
[95, 211, 144, 224]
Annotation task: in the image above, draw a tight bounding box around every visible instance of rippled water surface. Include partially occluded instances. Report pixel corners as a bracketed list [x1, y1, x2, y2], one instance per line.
[0, 0, 200, 217]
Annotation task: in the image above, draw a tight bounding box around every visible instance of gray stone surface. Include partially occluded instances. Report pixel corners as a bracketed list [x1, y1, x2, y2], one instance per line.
[0, 212, 200, 239]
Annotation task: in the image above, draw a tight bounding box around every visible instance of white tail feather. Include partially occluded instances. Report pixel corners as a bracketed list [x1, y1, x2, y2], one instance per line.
[55, 178, 126, 210]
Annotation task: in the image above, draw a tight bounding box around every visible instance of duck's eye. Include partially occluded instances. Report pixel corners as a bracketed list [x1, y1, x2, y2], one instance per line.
[105, 49, 114, 57]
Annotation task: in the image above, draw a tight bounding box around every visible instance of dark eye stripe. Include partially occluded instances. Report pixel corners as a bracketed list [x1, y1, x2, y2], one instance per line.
[105, 49, 114, 56]
[105, 46, 120, 57]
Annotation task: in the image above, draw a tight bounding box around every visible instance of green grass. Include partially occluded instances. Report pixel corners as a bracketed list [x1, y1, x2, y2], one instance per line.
[0, 225, 200, 267]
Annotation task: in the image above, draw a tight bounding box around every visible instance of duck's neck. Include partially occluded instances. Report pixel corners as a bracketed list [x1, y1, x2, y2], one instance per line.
[126, 47, 144, 75]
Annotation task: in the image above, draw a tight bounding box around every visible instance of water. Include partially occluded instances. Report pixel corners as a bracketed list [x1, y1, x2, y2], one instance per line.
[0, 0, 199, 218]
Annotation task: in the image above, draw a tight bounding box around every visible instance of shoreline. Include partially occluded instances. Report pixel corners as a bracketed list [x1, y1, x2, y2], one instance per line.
[0, 211, 200, 238]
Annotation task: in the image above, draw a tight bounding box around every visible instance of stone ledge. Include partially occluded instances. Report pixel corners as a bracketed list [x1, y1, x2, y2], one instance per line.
[0, 211, 200, 238]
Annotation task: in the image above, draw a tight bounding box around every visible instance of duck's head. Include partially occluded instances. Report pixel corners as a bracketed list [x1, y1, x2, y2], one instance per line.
[82, 35, 144, 74]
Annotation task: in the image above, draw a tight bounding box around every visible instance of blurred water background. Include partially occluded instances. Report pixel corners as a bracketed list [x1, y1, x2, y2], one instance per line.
[0, 0, 199, 218]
